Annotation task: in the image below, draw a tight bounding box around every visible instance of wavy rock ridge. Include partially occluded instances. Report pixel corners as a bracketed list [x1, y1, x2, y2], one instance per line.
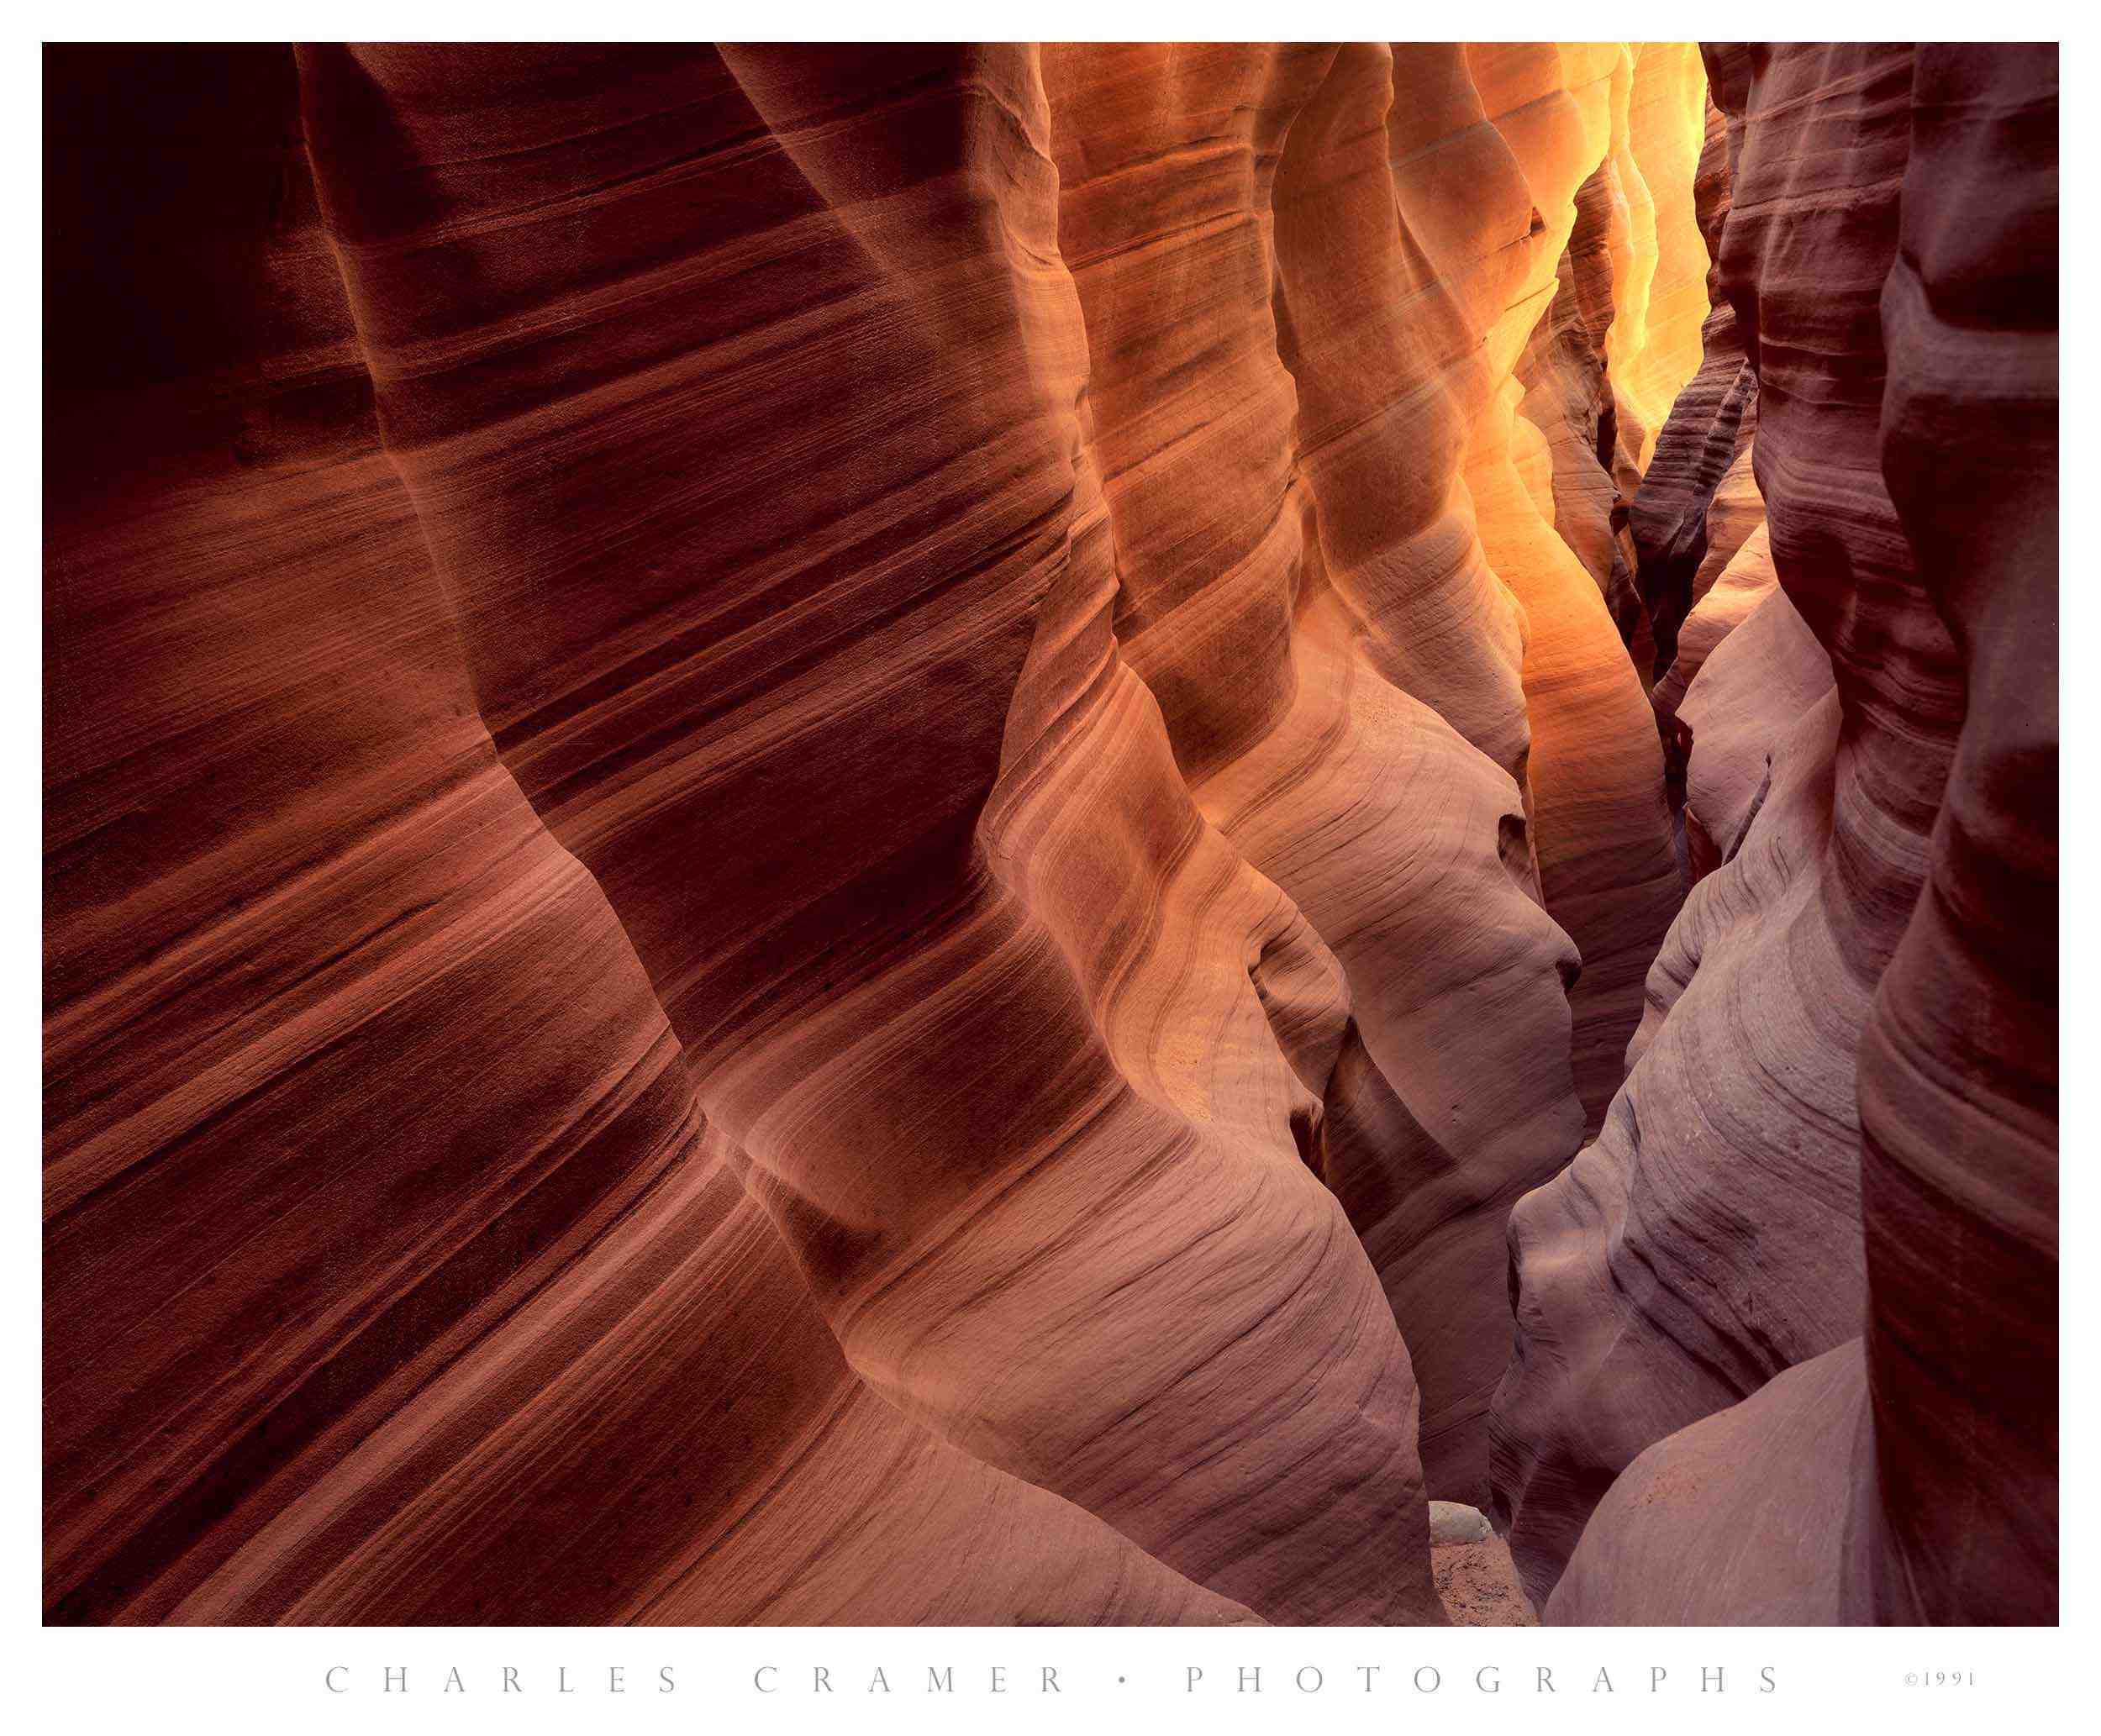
[44, 40, 2056, 1628]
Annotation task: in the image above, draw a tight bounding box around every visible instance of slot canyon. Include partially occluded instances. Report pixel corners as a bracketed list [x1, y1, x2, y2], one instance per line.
[44, 40, 2057, 1626]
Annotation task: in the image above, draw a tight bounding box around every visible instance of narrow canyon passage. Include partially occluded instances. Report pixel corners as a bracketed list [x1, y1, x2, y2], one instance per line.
[44, 40, 2056, 1628]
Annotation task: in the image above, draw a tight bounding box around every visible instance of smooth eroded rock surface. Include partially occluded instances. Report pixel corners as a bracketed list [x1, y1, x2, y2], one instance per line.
[44, 39, 2056, 1630]
[1503, 40, 2057, 1626]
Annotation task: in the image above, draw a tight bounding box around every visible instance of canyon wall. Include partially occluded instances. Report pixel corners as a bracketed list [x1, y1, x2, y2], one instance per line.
[1509, 42, 2058, 1626]
[45, 44, 1262, 1628]
[1445, 45, 1691, 1134]
[44, 39, 2056, 1628]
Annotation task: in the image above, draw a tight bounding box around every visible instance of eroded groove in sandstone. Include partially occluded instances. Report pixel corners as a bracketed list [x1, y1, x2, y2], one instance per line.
[1440, 45, 1690, 1134]
[1520, 42, 2057, 1626]
[301, 40, 1454, 1628]
[45, 45, 1256, 1628]
[1493, 40, 1965, 1610]
[1044, 42, 1584, 1511]
[1626, 77, 1765, 874]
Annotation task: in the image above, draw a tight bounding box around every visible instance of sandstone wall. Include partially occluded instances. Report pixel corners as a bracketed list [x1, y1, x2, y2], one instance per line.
[44, 39, 2054, 1629]
[1524, 42, 2057, 1626]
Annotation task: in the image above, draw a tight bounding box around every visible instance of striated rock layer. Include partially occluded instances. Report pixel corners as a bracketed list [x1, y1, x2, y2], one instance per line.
[1495, 39, 1944, 1609]
[292, 39, 1459, 1627]
[1042, 41, 1587, 1508]
[45, 36, 1607, 1627]
[1670, 534, 1835, 883]
[45, 44, 1261, 1628]
[1856, 40, 2058, 1626]
[45, 39, 2055, 1629]
[1509, 42, 2057, 1625]
[1444, 45, 1688, 1134]
[1629, 85, 1761, 687]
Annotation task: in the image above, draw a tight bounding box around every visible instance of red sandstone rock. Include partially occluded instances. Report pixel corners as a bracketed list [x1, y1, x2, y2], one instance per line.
[294, 39, 1459, 1625]
[1450, 45, 1689, 1134]
[1861, 40, 2058, 1626]
[1528, 41, 2056, 1627]
[1629, 83, 1761, 773]
[44, 45, 1254, 1628]
[42, 39, 2056, 1632]
[1045, 41, 1584, 1509]
[1671, 532, 1835, 881]
[1494, 40, 1969, 1609]
[1634, 247, 1764, 886]
[1517, 150, 1645, 657]
[1547, 1341, 1873, 1623]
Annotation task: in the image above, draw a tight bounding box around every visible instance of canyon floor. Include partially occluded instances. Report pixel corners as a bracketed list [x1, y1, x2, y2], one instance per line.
[1437, 1539, 1539, 1628]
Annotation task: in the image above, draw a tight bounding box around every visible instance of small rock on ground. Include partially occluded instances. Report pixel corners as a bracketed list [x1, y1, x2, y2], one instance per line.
[1428, 1499, 1490, 1545]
